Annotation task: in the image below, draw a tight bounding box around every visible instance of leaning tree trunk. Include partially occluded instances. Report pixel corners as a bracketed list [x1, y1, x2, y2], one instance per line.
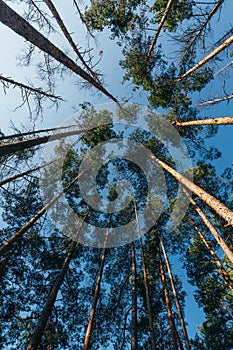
[198, 93, 233, 106]
[0, 1, 118, 103]
[83, 228, 109, 350]
[149, 153, 233, 228]
[0, 127, 91, 157]
[182, 188, 233, 265]
[26, 240, 78, 350]
[144, 0, 174, 66]
[159, 236, 191, 350]
[134, 202, 157, 350]
[0, 169, 85, 256]
[188, 217, 233, 291]
[175, 116, 233, 127]
[131, 240, 138, 350]
[0, 157, 60, 187]
[174, 35, 233, 82]
[158, 246, 180, 350]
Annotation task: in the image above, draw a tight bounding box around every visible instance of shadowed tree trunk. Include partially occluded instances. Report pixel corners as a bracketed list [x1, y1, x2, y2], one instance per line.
[0, 0, 118, 103]
[182, 188, 233, 264]
[0, 170, 86, 256]
[174, 35, 233, 82]
[134, 202, 157, 350]
[149, 153, 233, 228]
[131, 240, 138, 350]
[188, 217, 233, 291]
[83, 227, 109, 350]
[175, 116, 233, 127]
[159, 236, 191, 350]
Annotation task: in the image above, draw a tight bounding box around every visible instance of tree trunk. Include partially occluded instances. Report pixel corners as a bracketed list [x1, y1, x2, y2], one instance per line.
[144, 0, 174, 66]
[0, 158, 60, 187]
[158, 246, 180, 350]
[182, 188, 233, 265]
[198, 93, 233, 106]
[179, 0, 224, 64]
[44, 0, 98, 80]
[0, 169, 85, 256]
[0, 127, 91, 157]
[175, 116, 233, 127]
[83, 228, 109, 350]
[0, 75, 62, 100]
[26, 240, 78, 350]
[134, 202, 157, 350]
[149, 153, 233, 228]
[174, 35, 233, 82]
[159, 236, 191, 350]
[0, 1, 118, 103]
[131, 240, 138, 350]
[188, 217, 233, 291]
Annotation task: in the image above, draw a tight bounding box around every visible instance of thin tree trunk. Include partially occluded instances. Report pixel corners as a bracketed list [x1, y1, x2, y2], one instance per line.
[144, 0, 174, 66]
[83, 228, 109, 350]
[0, 125, 78, 141]
[159, 236, 191, 350]
[174, 35, 233, 82]
[0, 169, 85, 256]
[131, 240, 138, 350]
[44, 0, 98, 80]
[134, 202, 157, 350]
[179, 0, 224, 64]
[182, 188, 233, 265]
[26, 239, 78, 350]
[175, 116, 233, 127]
[0, 127, 91, 157]
[198, 93, 233, 106]
[188, 217, 233, 291]
[0, 157, 60, 187]
[149, 153, 233, 228]
[158, 246, 179, 350]
[0, 1, 118, 103]
[0, 75, 62, 100]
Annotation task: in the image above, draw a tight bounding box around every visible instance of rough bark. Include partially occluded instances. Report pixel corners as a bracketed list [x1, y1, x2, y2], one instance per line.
[131, 240, 138, 350]
[26, 240, 78, 350]
[0, 170, 85, 256]
[149, 153, 233, 228]
[182, 188, 233, 265]
[0, 0, 118, 103]
[159, 236, 191, 350]
[83, 228, 109, 350]
[188, 216, 233, 291]
[175, 116, 233, 127]
[174, 35, 233, 82]
[134, 202, 157, 350]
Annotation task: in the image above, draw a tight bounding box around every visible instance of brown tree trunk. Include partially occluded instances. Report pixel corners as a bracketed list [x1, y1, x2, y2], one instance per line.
[83, 228, 109, 350]
[174, 35, 233, 82]
[159, 236, 191, 350]
[44, 0, 99, 80]
[149, 153, 233, 228]
[0, 169, 85, 256]
[158, 246, 180, 350]
[0, 1, 118, 103]
[26, 240, 78, 350]
[144, 0, 174, 66]
[198, 93, 233, 106]
[0, 75, 62, 100]
[182, 188, 233, 265]
[188, 217, 233, 291]
[131, 240, 138, 350]
[0, 157, 60, 187]
[0, 127, 91, 157]
[175, 116, 233, 127]
[180, 0, 224, 64]
[134, 202, 157, 350]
